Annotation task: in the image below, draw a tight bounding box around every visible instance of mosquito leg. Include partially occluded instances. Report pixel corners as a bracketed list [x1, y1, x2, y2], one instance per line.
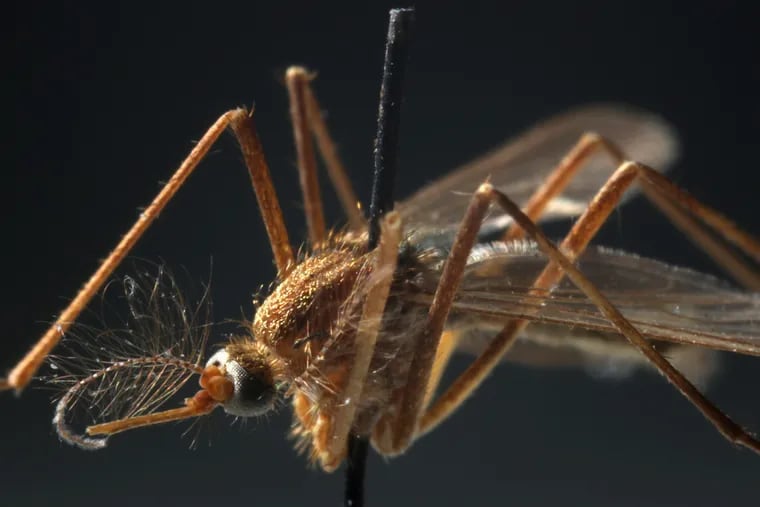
[374, 329, 462, 453]
[420, 171, 760, 454]
[374, 184, 494, 454]
[503, 132, 623, 241]
[2, 107, 295, 394]
[635, 168, 760, 288]
[416, 170, 655, 434]
[286, 67, 327, 246]
[228, 108, 295, 275]
[380, 155, 760, 448]
[1, 112, 233, 394]
[641, 185, 760, 288]
[300, 73, 365, 231]
[421, 330, 462, 410]
[366, 329, 462, 453]
[637, 167, 760, 260]
[321, 211, 402, 470]
[504, 132, 760, 288]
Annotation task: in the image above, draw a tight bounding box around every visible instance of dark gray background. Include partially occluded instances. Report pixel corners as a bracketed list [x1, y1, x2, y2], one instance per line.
[4, 1, 760, 506]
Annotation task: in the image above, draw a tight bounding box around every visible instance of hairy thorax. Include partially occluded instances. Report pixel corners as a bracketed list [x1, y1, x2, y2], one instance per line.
[249, 239, 429, 470]
[253, 246, 368, 373]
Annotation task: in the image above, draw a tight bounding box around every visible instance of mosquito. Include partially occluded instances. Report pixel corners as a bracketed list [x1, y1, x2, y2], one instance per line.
[3, 7, 759, 507]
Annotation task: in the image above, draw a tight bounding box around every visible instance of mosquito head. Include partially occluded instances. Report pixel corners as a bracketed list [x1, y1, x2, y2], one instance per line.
[206, 341, 281, 417]
[56, 342, 283, 448]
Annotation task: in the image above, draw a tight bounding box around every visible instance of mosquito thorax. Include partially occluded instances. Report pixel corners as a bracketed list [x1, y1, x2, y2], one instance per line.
[206, 344, 279, 417]
[251, 245, 370, 367]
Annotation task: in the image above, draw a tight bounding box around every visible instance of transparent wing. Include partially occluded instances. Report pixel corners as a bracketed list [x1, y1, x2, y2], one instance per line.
[409, 242, 759, 358]
[397, 104, 679, 230]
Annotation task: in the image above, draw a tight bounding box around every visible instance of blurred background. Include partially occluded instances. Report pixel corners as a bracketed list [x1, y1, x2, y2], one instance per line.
[4, 1, 760, 506]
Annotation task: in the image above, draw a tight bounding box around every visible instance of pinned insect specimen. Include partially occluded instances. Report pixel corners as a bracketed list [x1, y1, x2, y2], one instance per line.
[3, 7, 758, 507]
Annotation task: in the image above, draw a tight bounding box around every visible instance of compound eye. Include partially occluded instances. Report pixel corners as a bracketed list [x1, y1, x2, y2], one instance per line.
[205, 348, 275, 418]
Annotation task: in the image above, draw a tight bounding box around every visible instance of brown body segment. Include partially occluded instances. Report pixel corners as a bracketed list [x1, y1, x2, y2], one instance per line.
[253, 242, 369, 370]
[248, 230, 431, 470]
